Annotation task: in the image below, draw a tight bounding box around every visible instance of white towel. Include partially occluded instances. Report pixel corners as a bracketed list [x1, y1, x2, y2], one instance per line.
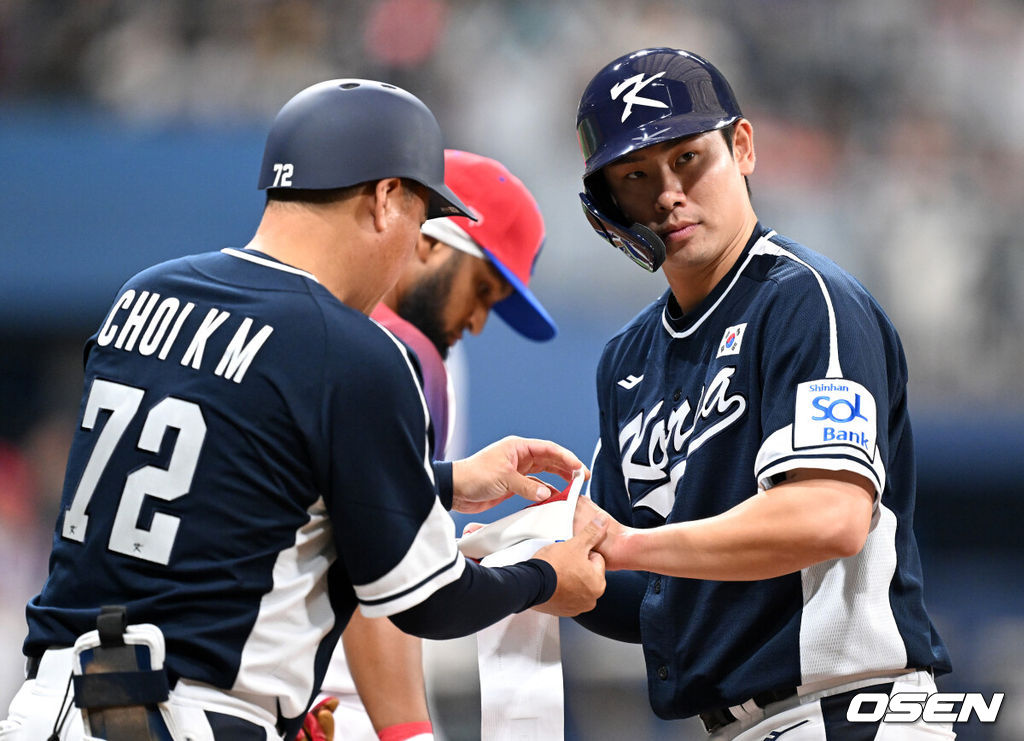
[459, 469, 586, 741]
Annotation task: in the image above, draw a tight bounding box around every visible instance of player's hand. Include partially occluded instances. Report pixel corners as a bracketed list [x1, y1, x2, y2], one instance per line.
[572, 495, 630, 570]
[450, 436, 588, 514]
[296, 697, 338, 741]
[530, 515, 608, 616]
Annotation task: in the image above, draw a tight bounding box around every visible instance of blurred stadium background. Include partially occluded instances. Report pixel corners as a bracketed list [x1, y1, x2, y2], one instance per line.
[1, 1, 1022, 739]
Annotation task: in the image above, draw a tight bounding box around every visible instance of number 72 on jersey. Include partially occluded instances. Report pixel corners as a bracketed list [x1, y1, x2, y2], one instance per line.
[61, 378, 206, 566]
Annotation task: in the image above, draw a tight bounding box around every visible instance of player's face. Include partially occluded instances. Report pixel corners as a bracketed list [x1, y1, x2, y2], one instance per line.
[398, 247, 512, 359]
[378, 182, 431, 300]
[602, 123, 756, 274]
[438, 250, 513, 349]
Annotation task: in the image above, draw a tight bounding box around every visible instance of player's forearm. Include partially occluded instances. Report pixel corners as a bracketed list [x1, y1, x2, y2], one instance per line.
[605, 476, 873, 580]
[343, 611, 429, 731]
[389, 558, 556, 640]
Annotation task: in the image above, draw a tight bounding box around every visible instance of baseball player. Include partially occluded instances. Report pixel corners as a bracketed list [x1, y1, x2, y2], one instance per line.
[0, 79, 608, 741]
[569, 48, 953, 740]
[314, 150, 557, 741]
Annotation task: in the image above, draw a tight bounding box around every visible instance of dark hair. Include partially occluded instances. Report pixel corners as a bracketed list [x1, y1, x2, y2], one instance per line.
[720, 123, 735, 154]
[265, 178, 423, 208]
[265, 184, 364, 206]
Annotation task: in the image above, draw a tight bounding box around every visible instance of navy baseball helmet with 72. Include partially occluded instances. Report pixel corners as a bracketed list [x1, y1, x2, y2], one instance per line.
[575, 48, 742, 272]
[258, 79, 472, 220]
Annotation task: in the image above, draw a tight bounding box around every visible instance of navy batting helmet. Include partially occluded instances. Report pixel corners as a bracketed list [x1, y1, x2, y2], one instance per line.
[258, 79, 471, 220]
[575, 48, 742, 271]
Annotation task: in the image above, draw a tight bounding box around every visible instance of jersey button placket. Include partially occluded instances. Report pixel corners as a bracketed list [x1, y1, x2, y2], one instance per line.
[657, 665, 669, 681]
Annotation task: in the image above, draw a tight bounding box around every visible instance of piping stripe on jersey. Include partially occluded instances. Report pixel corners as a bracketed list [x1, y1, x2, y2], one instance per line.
[354, 497, 466, 618]
[759, 237, 843, 379]
[359, 553, 462, 608]
[755, 425, 887, 497]
[759, 452, 884, 494]
[346, 322, 462, 618]
[373, 321, 435, 486]
[221, 248, 320, 283]
[585, 438, 602, 499]
[659, 230, 776, 340]
[659, 232, 843, 381]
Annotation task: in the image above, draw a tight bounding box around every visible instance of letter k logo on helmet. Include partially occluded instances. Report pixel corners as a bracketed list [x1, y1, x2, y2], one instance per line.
[610, 72, 668, 122]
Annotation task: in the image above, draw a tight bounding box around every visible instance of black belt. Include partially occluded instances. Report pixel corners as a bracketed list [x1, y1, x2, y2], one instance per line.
[699, 686, 797, 734]
[26, 655, 42, 680]
[26, 648, 71, 680]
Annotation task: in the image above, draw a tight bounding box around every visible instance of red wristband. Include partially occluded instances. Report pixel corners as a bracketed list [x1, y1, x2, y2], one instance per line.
[377, 721, 433, 741]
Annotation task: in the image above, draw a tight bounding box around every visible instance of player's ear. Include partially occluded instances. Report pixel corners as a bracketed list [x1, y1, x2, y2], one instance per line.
[733, 119, 756, 176]
[371, 177, 404, 232]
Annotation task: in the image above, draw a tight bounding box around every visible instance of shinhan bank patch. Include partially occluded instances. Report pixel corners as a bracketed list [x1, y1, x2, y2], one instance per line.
[793, 378, 876, 457]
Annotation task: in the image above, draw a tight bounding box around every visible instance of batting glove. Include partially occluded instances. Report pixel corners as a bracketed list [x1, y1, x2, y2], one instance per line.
[296, 697, 338, 741]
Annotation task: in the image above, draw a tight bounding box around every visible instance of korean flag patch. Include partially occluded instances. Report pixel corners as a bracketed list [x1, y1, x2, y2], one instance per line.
[794, 379, 876, 458]
[717, 323, 747, 358]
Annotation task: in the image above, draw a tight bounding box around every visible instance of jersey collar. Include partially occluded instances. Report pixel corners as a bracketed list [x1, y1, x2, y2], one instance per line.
[661, 222, 774, 339]
[221, 247, 320, 283]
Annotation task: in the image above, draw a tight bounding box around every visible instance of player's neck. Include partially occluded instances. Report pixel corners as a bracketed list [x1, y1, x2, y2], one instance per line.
[377, 282, 401, 313]
[245, 204, 390, 314]
[662, 212, 758, 314]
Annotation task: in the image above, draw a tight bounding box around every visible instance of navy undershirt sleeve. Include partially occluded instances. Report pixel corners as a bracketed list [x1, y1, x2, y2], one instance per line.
[572, 570, 646, 643]
[432, 461, 454, 510]
[390, 558, 556, 640]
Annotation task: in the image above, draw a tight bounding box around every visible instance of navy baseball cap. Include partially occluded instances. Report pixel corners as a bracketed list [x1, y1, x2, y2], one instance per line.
[419, 150, 557, 341]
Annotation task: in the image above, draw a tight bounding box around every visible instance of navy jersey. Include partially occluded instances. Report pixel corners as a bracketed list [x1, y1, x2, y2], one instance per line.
[584, 225, 951, 719]
[371, 302, 452, 458]
[24, 248, 468, 721]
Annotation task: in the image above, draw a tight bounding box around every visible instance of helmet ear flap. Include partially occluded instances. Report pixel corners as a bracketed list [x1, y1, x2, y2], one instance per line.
[629, 224, 667, 271]
[579, 192, 666, 273]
